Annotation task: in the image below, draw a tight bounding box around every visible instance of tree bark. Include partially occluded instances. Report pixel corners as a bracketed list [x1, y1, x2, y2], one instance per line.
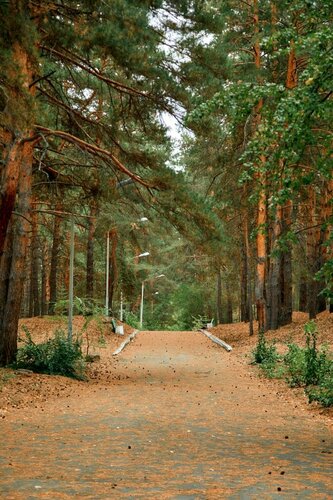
[226, 281, 233, 323]
[216, 268, 223, 324]
[240, 236, 249, 322]
[0, 141, 33, 365]
[48, 207, 62, 315]
[29, 207, 40, 316]
[41, 239, 49, 316]
[108, 228, 118, 313]
[86, 202, 98, 300]
[253, 0, 268, 333]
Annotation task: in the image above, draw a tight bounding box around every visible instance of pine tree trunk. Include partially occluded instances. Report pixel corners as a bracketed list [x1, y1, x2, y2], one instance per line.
[86, 202, 98, 299]
[307, 187, 319, 319]
[268, 207, 282, 330]
[0, 222, 14, 331]
[0, 143, 32, 365]
[240, 236, 248, 322]
[49, 208, 62, 315]
[253, 0, 268, 333]
[41, 239, 49, 316]
[226, 281, 233, 323]
[216, 268, 223, 324]
[279, 201, 293, 325]
[244, 211, 254, 335]
[29, 208, 40, 316]
[108, 228, 118, 313]
[299, 279, 308, 312]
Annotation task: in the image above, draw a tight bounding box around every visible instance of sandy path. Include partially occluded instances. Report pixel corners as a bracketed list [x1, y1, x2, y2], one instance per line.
[1, 330, 332, 499]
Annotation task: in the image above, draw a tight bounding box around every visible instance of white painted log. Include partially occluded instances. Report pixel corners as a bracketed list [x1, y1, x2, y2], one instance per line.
[112, 330, 139, 355]
[199, 329, 232, 352]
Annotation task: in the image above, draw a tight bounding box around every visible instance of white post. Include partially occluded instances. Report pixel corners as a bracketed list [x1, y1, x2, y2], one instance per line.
[105, 231, 110, 316]
[68, 217, 75, 341]
[120, 290, 123, 322]
[139, 281, 144, 329]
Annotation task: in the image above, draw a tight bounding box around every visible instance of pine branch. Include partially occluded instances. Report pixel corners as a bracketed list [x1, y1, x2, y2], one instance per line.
[40, 45, 149, 98]
[35, 125, 152, 188]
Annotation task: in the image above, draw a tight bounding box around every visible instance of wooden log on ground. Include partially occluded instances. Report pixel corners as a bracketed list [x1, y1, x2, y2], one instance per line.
[199, 329, 232, 352]
[112, 330, 139, 355]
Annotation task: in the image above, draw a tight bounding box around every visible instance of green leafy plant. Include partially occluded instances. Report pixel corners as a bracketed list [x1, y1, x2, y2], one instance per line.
[125, 312, 140, 329]
[304, 320, 330, 386]
[307, 371, 333, 408]
[54, 297, 104, 317]
[253, 331, 279, 365]
[14, 327, 85, 380]
[284, 343, 306, 387]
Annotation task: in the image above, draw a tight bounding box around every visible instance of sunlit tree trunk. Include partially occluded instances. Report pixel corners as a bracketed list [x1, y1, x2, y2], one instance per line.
[253, 0, 267, 333]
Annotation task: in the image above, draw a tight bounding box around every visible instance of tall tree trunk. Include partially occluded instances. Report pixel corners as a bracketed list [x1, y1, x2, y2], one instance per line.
[253, 0, 268, 333]
[267, 206, 282, 330]
[41, 239, 49, 316]
[216, 268, 223, 324]
[307, 187, 320, 319]
[279, 202, 293, 325]
[240, 234, 249, 322]
[0, 143, 32, 365]
[226, 281, 233, 323]
[29, 207, 40, 316]
[86, 202, 98, 300]
[244, 209, 254, 335]
[48, 207, 62, 315]
[108, 228, 118, 313]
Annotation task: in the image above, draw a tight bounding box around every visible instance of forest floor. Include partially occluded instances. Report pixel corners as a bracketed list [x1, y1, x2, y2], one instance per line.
[0, 313, 332, 498]
[0, 311, 332, 422]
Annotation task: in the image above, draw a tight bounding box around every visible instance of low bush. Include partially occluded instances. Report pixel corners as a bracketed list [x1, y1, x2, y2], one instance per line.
[15, 327, 85, 380]
[284, 343, 306, 387]
[256, 321, 333, 408]
[253, 331, 279, 365]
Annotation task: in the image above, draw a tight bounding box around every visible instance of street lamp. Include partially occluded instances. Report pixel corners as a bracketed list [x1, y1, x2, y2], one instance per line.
[118, 251, 150, 321]
[140, 274, 165, 329]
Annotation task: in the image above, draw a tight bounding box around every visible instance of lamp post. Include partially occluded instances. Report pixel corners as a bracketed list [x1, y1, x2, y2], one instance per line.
[118, 251, 150, 321]
[140, 274, 165, 329]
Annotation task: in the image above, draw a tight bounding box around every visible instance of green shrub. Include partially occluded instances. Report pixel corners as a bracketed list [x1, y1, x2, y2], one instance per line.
[54, 297, 103, 316]
[307, 374, 333, 408]
[15, 327, 85, 380]
[253, 331, 279, 365]
[303, 320, 328, 386]
[125, 312, 140, 329]
[284, 343, 306, 387]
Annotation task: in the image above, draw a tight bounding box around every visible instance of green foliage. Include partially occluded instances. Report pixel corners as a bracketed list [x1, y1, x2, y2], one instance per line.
[253, 331, 279, 365]
[14, 327, 85, 380]
[261, 321, 333, 407]
[125, 312, 140, 329]
[191, 315, 212, 331]
[307, 373, 333, 408]
[54, 297, 104, 317]
[284, 343, 307, 387]
[316, 258, 333, 302]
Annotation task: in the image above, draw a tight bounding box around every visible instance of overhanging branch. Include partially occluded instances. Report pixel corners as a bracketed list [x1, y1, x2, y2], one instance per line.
[35, 125, 152, 187]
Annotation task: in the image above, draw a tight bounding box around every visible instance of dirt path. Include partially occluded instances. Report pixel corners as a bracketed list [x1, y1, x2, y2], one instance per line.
[1, 330, 332, 499]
